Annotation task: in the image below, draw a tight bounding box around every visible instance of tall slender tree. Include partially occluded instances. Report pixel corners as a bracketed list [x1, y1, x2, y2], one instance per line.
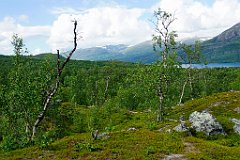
[152, 9, 178, 122]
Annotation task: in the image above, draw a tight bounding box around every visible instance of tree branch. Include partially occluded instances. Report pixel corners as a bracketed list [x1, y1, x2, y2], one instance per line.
[31, 20, 78, 141]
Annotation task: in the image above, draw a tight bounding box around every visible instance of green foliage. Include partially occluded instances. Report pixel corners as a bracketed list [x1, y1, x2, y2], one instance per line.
[11, 33, 24, 56]
[0, 33, 240, 157]
[147, 122, 158, 131]
[75, 142, 99, 152]
[1, 91, 240, 159]
[36, 131, 54, 149]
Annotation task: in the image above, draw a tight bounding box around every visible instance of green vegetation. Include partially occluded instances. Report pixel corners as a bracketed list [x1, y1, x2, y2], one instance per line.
[1, 9, 240, 160]
[1, 91, 240, 159]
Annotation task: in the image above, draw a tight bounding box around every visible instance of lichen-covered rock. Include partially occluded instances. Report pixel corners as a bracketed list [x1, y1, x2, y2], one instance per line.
[173, 116, 188, 132]
[173, 123, 188, 132]
[189, 110, 225, 136]
[230, 118, 240, 134]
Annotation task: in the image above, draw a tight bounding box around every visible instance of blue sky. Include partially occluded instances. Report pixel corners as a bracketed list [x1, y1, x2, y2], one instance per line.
[0, 0, 239, 55]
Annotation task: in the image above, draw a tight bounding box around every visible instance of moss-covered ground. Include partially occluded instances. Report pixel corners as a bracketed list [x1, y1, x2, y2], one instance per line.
[1, 91, 240, 159]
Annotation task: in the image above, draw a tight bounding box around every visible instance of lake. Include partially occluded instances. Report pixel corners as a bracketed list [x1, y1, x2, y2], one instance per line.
[182, 63, 240, 68]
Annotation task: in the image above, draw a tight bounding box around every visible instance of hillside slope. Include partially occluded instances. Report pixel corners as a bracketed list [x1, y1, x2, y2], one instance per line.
[1, 91, 240, 159]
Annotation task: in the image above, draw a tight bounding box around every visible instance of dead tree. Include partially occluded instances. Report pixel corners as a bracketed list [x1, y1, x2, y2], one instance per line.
[31, 20, 78, 141]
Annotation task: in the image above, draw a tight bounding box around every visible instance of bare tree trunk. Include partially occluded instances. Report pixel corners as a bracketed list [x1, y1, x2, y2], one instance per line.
[31, 21, 78, 141]
[31, 82, 59, 141]
[104, 76, 110, 101]
[188, 63, 194, 99]
[178, 80, 188, 105]
[157, 86, 164, 122]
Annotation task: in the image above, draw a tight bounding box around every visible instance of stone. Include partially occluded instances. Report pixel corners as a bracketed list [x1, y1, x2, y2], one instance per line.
[234, 107, 240, 113]
[166, 129, 171, 133]
[174, 115, 188, 132]
[189, 110, 225, 136]
[173, 123, 188, 132]
[92, 130, 110, 140]
[127, 127, 137, 131]
[158, 125, 171, 133]
[230, 118, 240, 134]
[163, 154, 186, 160]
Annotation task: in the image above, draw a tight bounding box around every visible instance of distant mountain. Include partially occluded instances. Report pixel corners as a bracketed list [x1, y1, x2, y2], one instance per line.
[63, 23, 240, 63]
[118, 41, 160, 63]
[202, 23, 240, 63]
[71, 44, 127, 61]
[71, 41, 160, 63]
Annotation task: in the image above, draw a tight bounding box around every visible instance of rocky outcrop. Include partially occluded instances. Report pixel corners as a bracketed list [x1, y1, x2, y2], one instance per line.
[189, 110, 225, 136]
[230, 118, 240, 134]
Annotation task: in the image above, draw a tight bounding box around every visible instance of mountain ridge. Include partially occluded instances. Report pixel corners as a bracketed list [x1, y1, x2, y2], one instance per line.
[69, 22, 240, 63]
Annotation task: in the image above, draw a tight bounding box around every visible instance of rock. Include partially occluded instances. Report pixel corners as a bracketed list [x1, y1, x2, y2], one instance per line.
[166, 129, 171, 133]
[92, 130, 110, 140]
[189, 110, 225, 136]
[179, 115, 186, 122]
[158, 125, 171, 133]
[163, 154, 186, 160]
[234, 107, 240, 113]
[230, 118, 240, 134]
[174, 115, 189, 132]
[173, 123, 188, 132]
[129, 111, 138, 114]
[127, 127, 137, 131]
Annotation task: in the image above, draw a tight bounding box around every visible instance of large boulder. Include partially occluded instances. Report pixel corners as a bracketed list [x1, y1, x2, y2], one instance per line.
[189, 110, 225, 136]
[230, 118, 240, 134]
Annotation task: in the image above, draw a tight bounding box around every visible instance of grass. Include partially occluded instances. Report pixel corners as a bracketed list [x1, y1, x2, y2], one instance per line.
[0, 130, 184, 159]
[1, 91, 240, 159]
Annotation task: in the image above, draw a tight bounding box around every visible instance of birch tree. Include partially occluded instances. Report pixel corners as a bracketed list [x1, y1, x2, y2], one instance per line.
[152, 9, 178, 122]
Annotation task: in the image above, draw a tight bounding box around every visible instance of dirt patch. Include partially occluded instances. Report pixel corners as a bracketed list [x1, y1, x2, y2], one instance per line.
[183, 142, 200, 154]
[163, 154, 186, 160]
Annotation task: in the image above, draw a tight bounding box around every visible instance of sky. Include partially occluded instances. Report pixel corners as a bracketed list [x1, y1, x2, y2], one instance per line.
[0, 0, 240, 55]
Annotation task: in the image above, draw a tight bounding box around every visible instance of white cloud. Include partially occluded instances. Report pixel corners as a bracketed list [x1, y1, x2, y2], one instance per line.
[48, 6, 152, 52]
[17, 25, 50, 38]
[31, 48, 43, 55]
[151, 0, 240, 40]
[0, 16, 51, 55]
